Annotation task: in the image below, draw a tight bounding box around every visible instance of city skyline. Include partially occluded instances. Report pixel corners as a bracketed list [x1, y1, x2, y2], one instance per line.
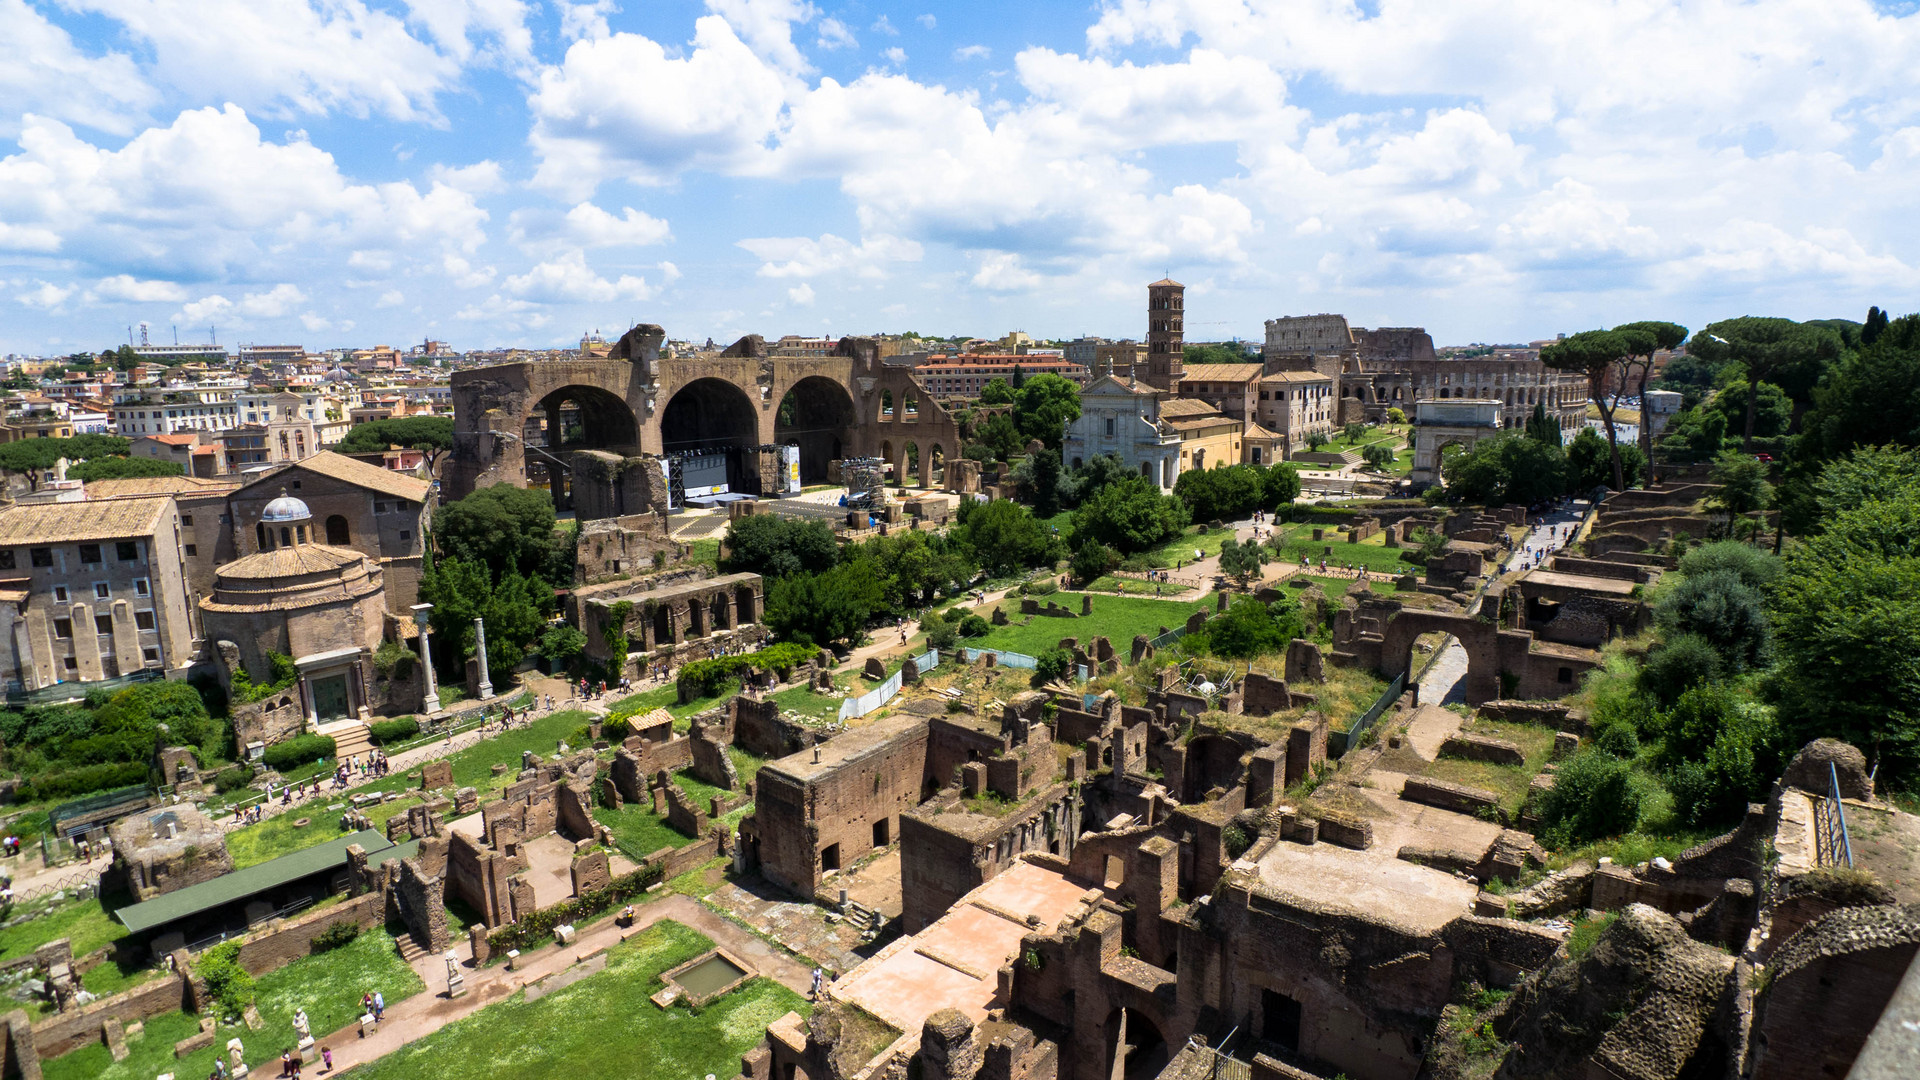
[3, 0, 1917, 354]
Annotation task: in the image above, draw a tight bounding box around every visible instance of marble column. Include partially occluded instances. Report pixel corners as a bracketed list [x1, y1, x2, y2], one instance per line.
[413, 603, 441, 714]
[473, 616, 493, 699]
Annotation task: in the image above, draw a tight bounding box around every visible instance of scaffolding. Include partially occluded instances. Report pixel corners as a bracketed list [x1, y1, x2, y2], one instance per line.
[841, 456, 887, 508]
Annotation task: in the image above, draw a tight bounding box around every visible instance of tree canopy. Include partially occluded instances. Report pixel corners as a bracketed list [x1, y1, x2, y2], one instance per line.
[68, 456, 185, 481]
[1687, 317, 1842, 449]
[433, 483, 564, 583]
[722, 515, 839, 579]
[978, 377, 1015, 405]
[1442, 434, 1571, 506]
[337, 416, 454, 463]
[1070, 474, 1189, 554]
[1540, 330, 1629, 490]
[1011, 373, 1081, 448]
[951, 498, 1062, 575]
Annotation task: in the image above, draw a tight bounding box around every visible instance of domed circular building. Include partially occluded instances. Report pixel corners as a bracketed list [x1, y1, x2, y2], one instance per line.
[201, 492, 388, 726]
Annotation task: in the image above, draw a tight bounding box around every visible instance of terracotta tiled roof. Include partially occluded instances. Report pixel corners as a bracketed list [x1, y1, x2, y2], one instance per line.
[1157, 398, 1223, 418]
[0, 496, 171, 544]
[1244, 423, 1284, 440]
[1148, 277, 1184, 287]
[1178, 363, 1264, 383]
[239, 450, 430, 503]
[1259, 370, 1333, 384]
[87, 475, 238, 498]
[214, 543, 363, 580]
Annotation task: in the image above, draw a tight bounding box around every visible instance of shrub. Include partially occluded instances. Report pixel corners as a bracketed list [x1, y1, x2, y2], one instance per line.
[1032, 647, 1072, 686]
[959, 614, 990, 638]
[368, 718, 420, 746]
[1637, 634, 1723, 708]
[1593, 721, 1640, 759]
[195, 941, 255, 1018]
[485, 863, 665, 954]
[925, 620, 959, 651]
[1534, 750, 1644, 847]
[311, 921, 361, 954]
[213, 766, 253, 794]
[262, 734, 336, 772]
[1222, 824, 1252, 859]
[16, 761, 148, 802]
[1654, 569, 1772, 672]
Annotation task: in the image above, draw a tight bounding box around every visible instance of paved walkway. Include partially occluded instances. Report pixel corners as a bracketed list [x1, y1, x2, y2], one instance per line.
[315, 894, 812, 1075]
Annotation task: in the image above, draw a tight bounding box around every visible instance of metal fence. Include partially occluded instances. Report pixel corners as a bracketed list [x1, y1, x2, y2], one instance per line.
[957, 647, 1038, 669]
[1340, 671, 1406, 756]
[1146, 625, 1187, 651]
[839, 650, 941, 720]
[4, 667, 162, 707]
[1815, 761, 1855, 868]
[48, 784, 154, 833]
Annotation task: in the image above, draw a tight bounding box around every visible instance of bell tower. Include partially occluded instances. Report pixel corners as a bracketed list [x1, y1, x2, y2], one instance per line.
[1145, 278, 1185, 391]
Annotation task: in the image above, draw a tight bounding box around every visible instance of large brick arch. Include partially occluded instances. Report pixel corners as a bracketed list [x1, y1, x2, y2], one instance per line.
[445, 327, 964, 501]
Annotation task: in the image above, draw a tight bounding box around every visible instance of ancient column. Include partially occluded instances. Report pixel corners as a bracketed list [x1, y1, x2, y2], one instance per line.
[473, 616, 493, 699]
[413, 603, 442, 714]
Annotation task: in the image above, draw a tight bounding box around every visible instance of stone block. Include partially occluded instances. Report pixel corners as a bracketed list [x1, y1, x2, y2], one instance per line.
[1440, 733, 1526, 766]
[1552, 731, 1580, 760]
[864, 656, 886, 680]
[421, 760, 453, 789]
[1400, 775, 1505, 823]
[1474, 892, 1510, 917]
[104, 1016, 128, 1061]
[1284, 638, 1326, 685]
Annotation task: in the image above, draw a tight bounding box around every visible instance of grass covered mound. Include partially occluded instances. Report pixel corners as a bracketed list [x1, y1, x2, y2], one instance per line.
[45, 924, 424, 1080]
[354, 919, 809, 1080]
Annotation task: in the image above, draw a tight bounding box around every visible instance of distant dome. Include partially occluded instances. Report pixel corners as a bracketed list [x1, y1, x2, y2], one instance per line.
[260, 492, 311, 523]
[325, 366, 354, 382]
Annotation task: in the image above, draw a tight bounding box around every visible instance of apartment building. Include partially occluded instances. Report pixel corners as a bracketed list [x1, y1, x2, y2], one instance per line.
[0, 496, 196, 691]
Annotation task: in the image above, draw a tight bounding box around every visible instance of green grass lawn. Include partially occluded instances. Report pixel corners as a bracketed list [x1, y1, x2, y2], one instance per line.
[45, 924, 425, 1080]
[592, 803, 693, 860]
[1269, 521, 1417, 574]
[1138, 524, 1237, 567]
[225, 709, 597, 869]
[972, 592, 1212, 657]
[1084, 573, 1197, 597]
[1295, 574, 1413, 597]
[766, 683, 848, 722]
[606, 684, 738, 729]
[352, 919, 809, 1080]
[0, 891, 130, 968]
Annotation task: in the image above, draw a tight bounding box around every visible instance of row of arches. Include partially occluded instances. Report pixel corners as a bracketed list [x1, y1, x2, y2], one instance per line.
[518, 373, 862, 496]
[879, 439, 945, 488]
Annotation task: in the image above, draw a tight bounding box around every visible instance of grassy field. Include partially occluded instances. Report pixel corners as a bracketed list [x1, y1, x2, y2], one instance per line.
[352, 920, 809, 1080]
[1373, 716, 1561, 817]
[224, 709, 596, 869]
[0, 891, 131, 977]
[1294, 573, 1414, 597]
[606, 684, 738, 728]
[1268, 521, 1419, 575]
[1083, 573, 1194, 596]
[1138, 524, 1238, 567]
[972, 592, 1212, 657]
[45, 925, 425, 1080]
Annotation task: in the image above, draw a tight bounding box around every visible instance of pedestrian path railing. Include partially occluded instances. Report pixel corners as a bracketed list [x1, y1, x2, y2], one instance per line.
[1816, 761, 1855, 868]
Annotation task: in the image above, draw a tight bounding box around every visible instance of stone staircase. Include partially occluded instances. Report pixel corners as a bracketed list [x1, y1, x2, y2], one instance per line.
[395, 932, 431, 965]
[318, 718, 374, 762]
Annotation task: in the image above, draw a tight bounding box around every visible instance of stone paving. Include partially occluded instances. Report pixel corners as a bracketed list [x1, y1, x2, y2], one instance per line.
[706, 876, 879, 977]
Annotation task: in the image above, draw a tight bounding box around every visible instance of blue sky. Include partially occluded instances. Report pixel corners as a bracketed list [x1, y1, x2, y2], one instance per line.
[3, 0, 1918, 354]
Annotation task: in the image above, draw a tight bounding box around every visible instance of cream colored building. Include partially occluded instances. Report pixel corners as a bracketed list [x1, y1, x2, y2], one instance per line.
[0, 496, 197, 692]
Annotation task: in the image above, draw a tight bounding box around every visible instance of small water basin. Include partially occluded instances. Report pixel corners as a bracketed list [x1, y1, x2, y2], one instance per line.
[660, 948, 754, 1007]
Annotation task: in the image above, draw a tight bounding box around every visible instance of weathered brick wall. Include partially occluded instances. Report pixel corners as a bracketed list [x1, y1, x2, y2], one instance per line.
[898, 813, 982, 933]
[753, 720, 931, 899]
[1751, 905, 1920, 1080]
[731, 695, 817, 759]
[556, 777, 596, 840]
[927, 719, 1007, 794]
[233, 891, 387, 977]
[1241, 672, 1293, 717]
[31, 971, 191, 1058]
[446, 829, 515, 927]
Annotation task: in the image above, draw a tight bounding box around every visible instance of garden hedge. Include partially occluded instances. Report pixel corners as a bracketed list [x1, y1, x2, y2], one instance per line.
[262, 734, 336, 772]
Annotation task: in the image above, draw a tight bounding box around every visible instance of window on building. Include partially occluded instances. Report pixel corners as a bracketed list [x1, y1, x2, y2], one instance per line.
[0, 550, 10, 571]
[54, 617, 72, 638]
[63, 656, 77, 671]
[133, 578, 150, 597]
[117, 541, 139, 561]
[78, 543, 102, 563]
[399, 530, 411, 542]
[95, 613, 113, 635]
[143, 647, 160, 664]
[93, 582, 109, 599]
[181, 514, 193, 526]
[135, 610, 156, 631]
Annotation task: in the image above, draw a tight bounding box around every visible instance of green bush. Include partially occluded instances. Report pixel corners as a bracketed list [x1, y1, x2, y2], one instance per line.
[484, 863, 665, 954]
[262, 734, 336, 772]
[213, 766, 253, 794]
[195, 941, 255, 1018]
[1637, 634, 1723, 708]
[368, 718, 421, 746]
[311, 921, 361, 954]
[1593, 721, 1640, 758]
[1032, 647, 1072, 686]
[959, 614, 990, 638]
[925, 620, 959, 651]
[17, 761, 148, 802]
[1534, 750, 1645, 847]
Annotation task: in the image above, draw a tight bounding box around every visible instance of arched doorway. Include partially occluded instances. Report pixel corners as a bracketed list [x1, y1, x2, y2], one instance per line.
[774, 376, 857, 484]
[1105, 1008, 1169, 1080]
[325, 515, 351, 546]
[530, 384, 641, 507]
[661, 378, 761, 495]
[928, 445, 944, 487]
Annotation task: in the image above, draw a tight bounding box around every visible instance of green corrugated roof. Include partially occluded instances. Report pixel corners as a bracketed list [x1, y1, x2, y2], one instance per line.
[115, 829, 393, 935]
